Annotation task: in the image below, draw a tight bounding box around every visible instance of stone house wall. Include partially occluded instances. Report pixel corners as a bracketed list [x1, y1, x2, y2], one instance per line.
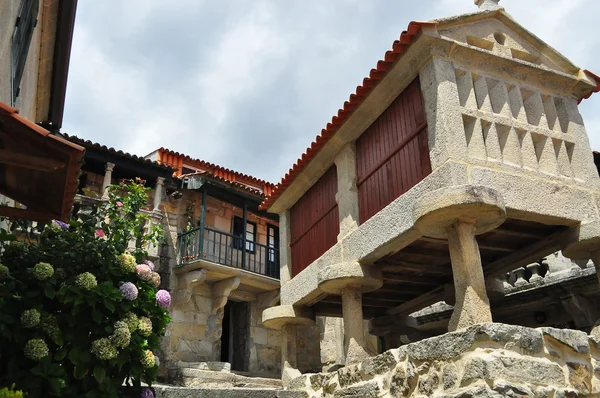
[290, 323, 600, 397]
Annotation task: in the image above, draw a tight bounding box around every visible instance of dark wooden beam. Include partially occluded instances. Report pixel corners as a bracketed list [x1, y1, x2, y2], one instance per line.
[380, 273, 444, 285]
[0, 205, 53, 221]
[0, 150, 65, 172]
[401, 246, 450, 259]
[379, 260, 451, 275]
[492, 225, 546, 240]
[386, 286, 445, 316]
[484, 229, 568, 279]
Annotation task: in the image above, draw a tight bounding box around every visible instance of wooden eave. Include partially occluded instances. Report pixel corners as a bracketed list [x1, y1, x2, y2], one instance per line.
[0, 101, 84, 221]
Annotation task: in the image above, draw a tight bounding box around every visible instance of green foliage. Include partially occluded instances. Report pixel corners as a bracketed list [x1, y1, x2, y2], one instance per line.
[0, 179, 170, 397]
[0, 385, 23, 398]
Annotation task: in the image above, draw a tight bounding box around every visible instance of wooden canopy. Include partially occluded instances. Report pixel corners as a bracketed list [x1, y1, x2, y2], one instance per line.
[0, 101, 84, 221]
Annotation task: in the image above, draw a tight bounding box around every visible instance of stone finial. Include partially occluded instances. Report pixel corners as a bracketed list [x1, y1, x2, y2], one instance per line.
[475, 0, 501, 10]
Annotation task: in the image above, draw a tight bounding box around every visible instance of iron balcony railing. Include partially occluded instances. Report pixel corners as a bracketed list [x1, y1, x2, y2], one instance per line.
[177, 226, 280, 279]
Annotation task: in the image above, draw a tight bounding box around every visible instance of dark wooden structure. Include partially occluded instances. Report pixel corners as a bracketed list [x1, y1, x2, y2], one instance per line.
[0, 102, 84, 221]
[356, 78, 430, 223]
[289, 165, 339, 277]
[311, 219, 567, 318]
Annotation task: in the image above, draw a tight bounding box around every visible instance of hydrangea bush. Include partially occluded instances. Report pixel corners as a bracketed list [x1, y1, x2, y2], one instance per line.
[0, 179, 170, 397]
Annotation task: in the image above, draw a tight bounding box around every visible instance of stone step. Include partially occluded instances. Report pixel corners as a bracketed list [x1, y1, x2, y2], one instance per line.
[154, 385, 303, 398]
[171, 368, 283, 389]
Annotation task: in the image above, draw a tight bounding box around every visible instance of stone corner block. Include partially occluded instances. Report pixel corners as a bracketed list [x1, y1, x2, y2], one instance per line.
[413, 185, 506, 238]
[317, 262, 382, 294]
[262, 305, 315, 330]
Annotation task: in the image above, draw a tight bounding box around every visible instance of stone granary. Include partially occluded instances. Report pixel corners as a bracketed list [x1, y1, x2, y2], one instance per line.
[260, 0, 600, 387]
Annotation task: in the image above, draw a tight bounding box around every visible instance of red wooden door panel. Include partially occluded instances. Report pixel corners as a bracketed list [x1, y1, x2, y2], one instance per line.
[289, 165, 339, 277]
[356, 78, 431, 224]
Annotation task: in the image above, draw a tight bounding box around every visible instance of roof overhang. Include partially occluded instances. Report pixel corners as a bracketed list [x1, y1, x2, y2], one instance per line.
[0, 102, 84, 221]
[36, 0, 78, 130]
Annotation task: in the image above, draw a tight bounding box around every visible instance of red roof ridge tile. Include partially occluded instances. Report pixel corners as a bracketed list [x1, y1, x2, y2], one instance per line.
[259, 21, 436, 211]
[155, 147, 276, 188]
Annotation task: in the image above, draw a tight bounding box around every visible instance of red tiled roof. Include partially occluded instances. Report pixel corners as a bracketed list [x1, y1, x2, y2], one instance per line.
[155, 148, 276, 196]
[581, 70, 600, 102]
[259, 21, 436, 211]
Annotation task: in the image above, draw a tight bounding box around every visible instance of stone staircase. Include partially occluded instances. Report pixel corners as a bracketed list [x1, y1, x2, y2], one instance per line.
[157, 362, 300, 398]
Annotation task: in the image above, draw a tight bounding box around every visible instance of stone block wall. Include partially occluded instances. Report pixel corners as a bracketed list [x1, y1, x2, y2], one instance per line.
[289, 323, 600, 397]
[248, 300, 282, 377]
[164, 283, 219, 364]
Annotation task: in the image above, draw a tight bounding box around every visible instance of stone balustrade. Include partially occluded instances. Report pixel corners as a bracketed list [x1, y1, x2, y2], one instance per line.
[500, 253, 594, 293]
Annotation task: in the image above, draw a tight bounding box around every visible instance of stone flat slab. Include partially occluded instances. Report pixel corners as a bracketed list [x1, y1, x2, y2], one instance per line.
[154, 385, 305, 398]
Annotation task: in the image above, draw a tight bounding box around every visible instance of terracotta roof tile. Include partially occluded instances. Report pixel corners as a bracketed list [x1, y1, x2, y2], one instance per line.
[155, 148, 276, 196]
[259, 21, 435, 211]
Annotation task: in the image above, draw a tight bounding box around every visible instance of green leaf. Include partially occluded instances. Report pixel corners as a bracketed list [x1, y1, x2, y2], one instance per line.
[73, 365, 88, 380]
[44, 285, 55, 299]
[93, 366, 106, 384]
[55, 348, 68, 361]
[92, 309, 102, 324]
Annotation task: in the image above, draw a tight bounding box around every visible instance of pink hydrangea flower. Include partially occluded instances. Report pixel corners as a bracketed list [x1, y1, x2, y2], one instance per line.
[116, 201, 123, 207]
[135, 264, 153, 282]
[120, 282, 138, 301]
[155, 290, 171, 308]
[95, 229, 106, 238]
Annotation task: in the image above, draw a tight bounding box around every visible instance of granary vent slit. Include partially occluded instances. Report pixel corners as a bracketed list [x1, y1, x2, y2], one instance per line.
[517, 128, 538, 171]
[462, 114, 487, 159]
[481, 120, 502, 161]
[542, 95, 559, 132]
[496, 124, 522, 167]
[531, 133, 558, 175]
[507, 84, 527, 122]
[486, 78, 511, 117]
[473, 74, 493, 113]
[553, 139, 573, 177]
[521, 88, 549, 129]
[455, 69, 477, 109]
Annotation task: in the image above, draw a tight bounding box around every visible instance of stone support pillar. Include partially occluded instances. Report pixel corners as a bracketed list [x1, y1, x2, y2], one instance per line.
[446, 219, 492, 331]
[334, 143, 360, 240]
[262, 305, 315, 385]
[101, 162, 115, 200]
[278, 211, 293, 286]
[153, 177, 165, 211]
[341, 287, 370, 365]
[281, 324, 301, 385]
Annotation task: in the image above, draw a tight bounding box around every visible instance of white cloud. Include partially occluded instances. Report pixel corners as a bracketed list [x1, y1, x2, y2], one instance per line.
[63, 0, 600, 183]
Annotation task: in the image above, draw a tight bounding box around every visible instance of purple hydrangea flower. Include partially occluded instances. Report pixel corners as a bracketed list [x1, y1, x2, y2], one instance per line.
[140, 388, 154, 398]
[120, 282, 138, 301]
[155, 290, 171, 308]
[52, 220, 69, 231]
[143, 260, 155, 271]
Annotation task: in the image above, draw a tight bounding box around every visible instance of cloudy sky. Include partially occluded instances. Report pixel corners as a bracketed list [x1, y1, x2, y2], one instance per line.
[62, 0, 600, 183]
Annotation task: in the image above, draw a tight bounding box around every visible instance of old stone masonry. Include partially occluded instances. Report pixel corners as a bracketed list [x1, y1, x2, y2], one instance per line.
[289, 323, 600, 397]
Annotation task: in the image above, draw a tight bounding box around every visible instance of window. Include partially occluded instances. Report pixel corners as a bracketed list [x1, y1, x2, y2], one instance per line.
[232, 216, 256, 253]
[267, 224, 279, 264]
[266, 224, 279, 278]
[11, 0, 39, 105]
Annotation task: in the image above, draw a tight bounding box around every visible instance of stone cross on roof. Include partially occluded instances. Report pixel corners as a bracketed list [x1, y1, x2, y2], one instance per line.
[475, 0, 501, 10]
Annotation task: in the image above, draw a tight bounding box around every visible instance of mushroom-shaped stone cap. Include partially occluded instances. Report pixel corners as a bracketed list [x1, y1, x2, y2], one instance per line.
[262, 305, 315, 330]
[562, 220, 600, 260]
[413, 185, 506, 239]
[318, 262, 383, 295]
